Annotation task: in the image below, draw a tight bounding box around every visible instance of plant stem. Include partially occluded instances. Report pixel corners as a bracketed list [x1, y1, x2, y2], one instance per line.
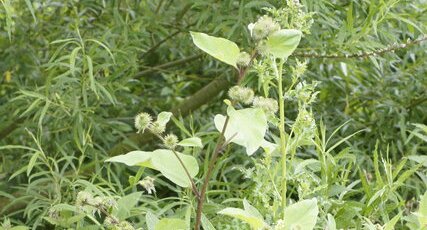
[194, 116, 230, 230]
[275, 58, 287, 217]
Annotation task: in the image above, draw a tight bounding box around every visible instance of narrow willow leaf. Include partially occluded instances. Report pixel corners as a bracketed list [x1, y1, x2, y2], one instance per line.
[201, 213, 216, 230]
[190, 31, 240, 68]
[178, 137, 203, 148]
[418, 191, 427, 226]
[27, 151, 40, 176]
[70, 46, 82, 75]
[266, 29, 302, 59]
[146, 212, 159, 230]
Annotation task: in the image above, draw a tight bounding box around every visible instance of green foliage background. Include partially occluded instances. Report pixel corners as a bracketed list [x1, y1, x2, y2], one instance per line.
[0, 0, 426, 229]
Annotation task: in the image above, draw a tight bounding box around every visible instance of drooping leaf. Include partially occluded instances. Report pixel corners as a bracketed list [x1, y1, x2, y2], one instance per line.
[105, 151, 152, 167]
[178, 137, 203, 148]
[283, 198, 319, 230]
[266, 29, 302, 59]
[214, 106, 267, 155]
[151, 149, 199, 187]
[106, 149, 198, 187]
[190, 31, 240, 68]
[155, 218, 187, 230]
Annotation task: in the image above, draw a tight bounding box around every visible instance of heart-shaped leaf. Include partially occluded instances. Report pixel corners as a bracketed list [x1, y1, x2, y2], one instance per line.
[105, 149, 198, 188]
[266, 29, 302, 59]
[214, 106, 267, 155]
[190, 31, 240, 68]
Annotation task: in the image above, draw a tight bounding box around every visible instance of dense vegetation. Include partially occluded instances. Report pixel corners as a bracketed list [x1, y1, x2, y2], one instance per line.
[0, 0, 426, 229]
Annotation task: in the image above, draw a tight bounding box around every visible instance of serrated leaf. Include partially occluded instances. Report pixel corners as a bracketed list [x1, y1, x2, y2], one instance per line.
[178, 137, 203, 148]
[266, 29, 302, 59]
[190, 31, 240, 68]
[214, 107, 267, 155]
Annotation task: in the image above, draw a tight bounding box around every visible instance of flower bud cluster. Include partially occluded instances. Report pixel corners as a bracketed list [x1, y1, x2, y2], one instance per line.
[228, 86, 254, 105]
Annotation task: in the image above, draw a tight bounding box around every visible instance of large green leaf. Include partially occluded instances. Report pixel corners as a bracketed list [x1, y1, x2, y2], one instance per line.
[190, 31, 240, 68]
[151, 149, 199, 187]
[214, 106, 267, 155]
[283, 198, 319, 230]
[155, 218, 187, 230]
[105, 149, 198, 187]
[265, 29, 302, 59]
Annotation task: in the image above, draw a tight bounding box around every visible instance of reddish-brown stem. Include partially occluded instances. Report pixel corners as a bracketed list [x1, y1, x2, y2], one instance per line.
[194, 116, 230, 230]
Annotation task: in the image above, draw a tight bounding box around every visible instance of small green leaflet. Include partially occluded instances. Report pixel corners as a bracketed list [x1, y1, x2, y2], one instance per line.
[266, 29, 302, 60]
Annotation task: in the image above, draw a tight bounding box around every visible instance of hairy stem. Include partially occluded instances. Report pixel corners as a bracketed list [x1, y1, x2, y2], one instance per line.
[274, 58, 287, 217]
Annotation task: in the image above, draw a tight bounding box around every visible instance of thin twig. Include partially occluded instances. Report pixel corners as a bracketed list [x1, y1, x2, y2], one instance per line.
[293, 35, 427, 59]
[134, 54, 203, 78]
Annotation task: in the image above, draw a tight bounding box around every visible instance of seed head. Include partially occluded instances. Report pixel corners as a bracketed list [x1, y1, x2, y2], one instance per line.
[118, 221, 135, 230]
[139, 176, 156, 194]
[251, 16, 280, 40]
[149, 121, 166, 134]
[134, 112, 152, 133]
[163, 133, 179, 149]
[104, 216, 119, 227]
[228, 86, 254, 105]
[76, 191, 93, 207]
[236, 52, 251, 67]
[253, 97, 278, 114]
